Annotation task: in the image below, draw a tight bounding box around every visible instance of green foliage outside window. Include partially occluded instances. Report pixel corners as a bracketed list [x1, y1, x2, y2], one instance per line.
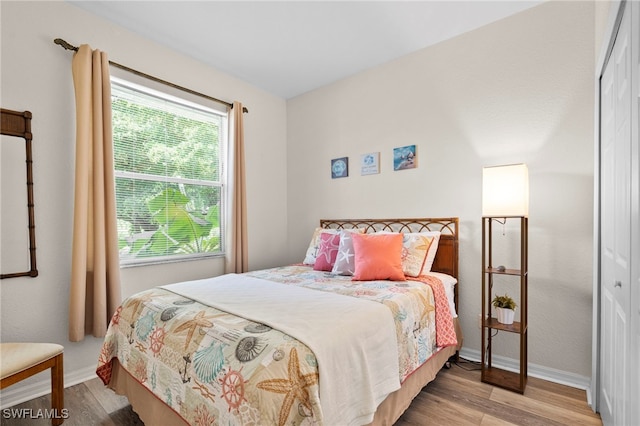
[111, 81, 224, 262]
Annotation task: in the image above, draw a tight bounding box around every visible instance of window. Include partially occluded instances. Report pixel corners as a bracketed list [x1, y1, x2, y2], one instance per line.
[111, 77, 227, 265]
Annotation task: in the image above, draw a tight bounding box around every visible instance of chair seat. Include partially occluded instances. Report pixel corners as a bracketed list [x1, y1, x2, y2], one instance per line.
[0, 343, 64, 380]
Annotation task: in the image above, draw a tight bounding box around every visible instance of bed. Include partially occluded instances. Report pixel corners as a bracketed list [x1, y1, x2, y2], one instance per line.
[96, 217, 462, 425]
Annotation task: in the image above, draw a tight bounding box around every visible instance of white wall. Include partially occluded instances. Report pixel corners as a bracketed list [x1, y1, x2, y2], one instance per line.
[0, 0, 288, 405]
[287, 1, 597, 382]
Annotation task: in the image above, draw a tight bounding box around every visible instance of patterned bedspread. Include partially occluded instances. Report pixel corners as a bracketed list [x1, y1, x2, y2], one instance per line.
[96, 265, 456, 425]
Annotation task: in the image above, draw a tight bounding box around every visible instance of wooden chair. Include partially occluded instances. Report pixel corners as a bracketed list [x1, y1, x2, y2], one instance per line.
[0, 343, 64, 425]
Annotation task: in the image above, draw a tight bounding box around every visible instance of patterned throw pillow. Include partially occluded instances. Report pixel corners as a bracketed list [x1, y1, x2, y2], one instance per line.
[418, 231, 441, 273]
[331, 230, 360, 276]
[313, 232, 341, 271]
[303, 228, 338, 265]
[401, 234, 434, 277]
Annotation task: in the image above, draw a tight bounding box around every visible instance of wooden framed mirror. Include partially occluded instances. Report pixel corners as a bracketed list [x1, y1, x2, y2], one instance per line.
[1, 108, 38, 278]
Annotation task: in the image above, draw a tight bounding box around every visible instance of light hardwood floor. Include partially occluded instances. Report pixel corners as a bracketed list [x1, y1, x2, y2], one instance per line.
[1, 359, 601, 426]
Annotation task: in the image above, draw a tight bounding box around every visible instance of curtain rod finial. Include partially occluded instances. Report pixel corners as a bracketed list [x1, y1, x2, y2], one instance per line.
[54, 38, 78, 52]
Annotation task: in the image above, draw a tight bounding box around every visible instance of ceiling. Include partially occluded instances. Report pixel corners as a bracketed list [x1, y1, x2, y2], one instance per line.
[69, 1, 542, 99]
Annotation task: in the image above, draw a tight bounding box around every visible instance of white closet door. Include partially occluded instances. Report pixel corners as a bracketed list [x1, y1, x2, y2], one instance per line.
[600, 5, 632, 426]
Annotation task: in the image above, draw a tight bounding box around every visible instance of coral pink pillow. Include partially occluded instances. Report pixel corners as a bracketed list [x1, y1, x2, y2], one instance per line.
[351, 233, 406, 281]
[313, 232, 341, 271]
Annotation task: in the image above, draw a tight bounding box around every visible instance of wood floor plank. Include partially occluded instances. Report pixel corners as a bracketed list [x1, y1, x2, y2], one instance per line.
[396, 389, 485, 425]
[62, 384, 116, 426]
[490, 387, 602, 426]
[84, 377, 131, 414]
[512, 383, 601, 420]
[480, 413, 519, 426]
[426, 375, 561, 426]
[526, 375, 590, 401]
[430, 367, 494, 400]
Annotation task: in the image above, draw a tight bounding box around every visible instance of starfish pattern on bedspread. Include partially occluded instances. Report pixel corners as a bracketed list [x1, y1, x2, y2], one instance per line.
[256, 347, 319, 426]
[173, 310, 215, 350]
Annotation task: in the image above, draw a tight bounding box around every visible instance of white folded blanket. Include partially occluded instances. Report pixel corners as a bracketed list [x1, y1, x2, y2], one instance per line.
[162, 273, 400, 426]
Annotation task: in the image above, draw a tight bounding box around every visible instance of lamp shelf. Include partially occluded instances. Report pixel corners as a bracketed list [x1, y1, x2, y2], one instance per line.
[483, 317, 525, 333]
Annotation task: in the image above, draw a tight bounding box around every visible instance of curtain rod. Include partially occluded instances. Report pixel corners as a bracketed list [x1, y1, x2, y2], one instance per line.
[54, 38, 248, 113]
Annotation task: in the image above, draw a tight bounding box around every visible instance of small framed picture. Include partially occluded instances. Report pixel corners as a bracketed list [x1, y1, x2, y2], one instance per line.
[331, 157, 349, 179]
[360, 152, 380, 175]
[393, 145, 417, 171]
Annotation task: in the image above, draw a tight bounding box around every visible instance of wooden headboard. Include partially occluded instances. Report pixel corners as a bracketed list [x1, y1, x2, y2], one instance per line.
[319, 217, 459, 279]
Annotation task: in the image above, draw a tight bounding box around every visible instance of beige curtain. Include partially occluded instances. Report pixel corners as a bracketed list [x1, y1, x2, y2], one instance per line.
[225, 102, 248, 273]
[69, 45, 122, 342]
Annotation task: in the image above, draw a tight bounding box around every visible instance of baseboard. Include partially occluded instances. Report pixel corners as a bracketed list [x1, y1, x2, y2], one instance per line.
[0, 365, 98, 409]
[459, 347, 595, 409]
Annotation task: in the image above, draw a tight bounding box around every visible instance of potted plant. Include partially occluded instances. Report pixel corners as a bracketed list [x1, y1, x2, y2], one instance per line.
[492, 293, 517, 325]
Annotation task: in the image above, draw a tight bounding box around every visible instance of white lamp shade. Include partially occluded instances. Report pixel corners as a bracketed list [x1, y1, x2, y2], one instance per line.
[482, 164, 529, 217]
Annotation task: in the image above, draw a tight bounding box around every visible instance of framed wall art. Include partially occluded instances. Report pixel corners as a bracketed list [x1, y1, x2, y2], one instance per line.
[360, 152, 380, 175]
[331, 157, 349, 178]
[393, 145, 417, 171]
